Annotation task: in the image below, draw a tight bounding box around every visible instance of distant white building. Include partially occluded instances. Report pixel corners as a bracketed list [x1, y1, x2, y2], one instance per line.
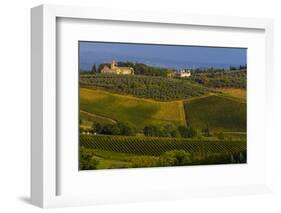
[175, 69, 191, 78]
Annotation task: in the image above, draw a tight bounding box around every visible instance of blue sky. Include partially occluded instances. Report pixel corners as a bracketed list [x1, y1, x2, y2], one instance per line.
[79, 41, 247, 70]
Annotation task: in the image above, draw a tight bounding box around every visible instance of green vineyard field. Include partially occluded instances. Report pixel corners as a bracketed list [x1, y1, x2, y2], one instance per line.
[184, 95, 246, 132]
[80, 134, 246, 157]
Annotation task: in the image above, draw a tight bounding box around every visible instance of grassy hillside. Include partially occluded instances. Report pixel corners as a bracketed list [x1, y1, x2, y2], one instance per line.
[80, 110, 117, 129]
[80, 88, 186, 130]
[219, 88, 246, 101]
[80, 73, 211, 101]
[184, 95, 246, 132]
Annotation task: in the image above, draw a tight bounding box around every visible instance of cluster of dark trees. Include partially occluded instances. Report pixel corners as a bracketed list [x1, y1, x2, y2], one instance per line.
[93, 122, 137, 136]
[131, 150, 193, 168]
[80, 74, 209, 101]
[189, 70, 246, 88]
[230, 64, 247, 70]
[91, 64, 97, 73]
[118, 62, 174, 77]
[79, 146, 99, 170]
[143, 124, 198, 138]
[143, 124, 180, 138]
[81, 121, 235, 141]
[81, 120, 200, 139]
[190, 64, 247, 73]
[131, 150, 246, 168]
[81, 120, 212, 139]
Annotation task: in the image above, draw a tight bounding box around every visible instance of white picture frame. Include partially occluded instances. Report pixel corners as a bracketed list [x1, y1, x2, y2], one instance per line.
[31, 4, 274, 208]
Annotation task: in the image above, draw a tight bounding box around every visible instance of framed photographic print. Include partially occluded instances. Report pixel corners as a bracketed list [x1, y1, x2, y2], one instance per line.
[78, 42, 247, 170]
[31, 4, 274, 208]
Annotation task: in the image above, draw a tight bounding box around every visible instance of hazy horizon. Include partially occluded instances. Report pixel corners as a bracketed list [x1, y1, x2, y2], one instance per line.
[79, 41, 247, 71]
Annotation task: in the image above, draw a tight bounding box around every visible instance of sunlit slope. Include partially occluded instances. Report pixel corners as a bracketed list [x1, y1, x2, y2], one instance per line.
[80, 88, 186, 130]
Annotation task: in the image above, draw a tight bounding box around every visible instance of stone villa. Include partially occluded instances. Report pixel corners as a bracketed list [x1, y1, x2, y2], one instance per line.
[174, 69, 191, 78]
[101, 60, 134, 75]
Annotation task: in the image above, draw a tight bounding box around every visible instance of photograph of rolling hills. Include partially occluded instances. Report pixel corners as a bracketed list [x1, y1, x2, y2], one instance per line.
[79, 41, 247, 170]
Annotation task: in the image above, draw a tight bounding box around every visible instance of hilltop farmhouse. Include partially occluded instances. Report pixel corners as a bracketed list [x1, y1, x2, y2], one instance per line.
[101, 60, 134, 75]
[167, 69, 191, 78]
[174, 69, 191, 78]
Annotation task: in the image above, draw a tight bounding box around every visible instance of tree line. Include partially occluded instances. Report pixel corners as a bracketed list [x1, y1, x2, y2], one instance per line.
[189, 70, 246, 88]
[88, 62, 247, 77]
[81, 121, 204, 139]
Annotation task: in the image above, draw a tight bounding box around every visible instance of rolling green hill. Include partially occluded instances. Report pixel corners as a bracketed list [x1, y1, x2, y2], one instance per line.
[184, 95, 246, 132]
[80, 88, 186, 130]
[80, 73, 211, 101]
